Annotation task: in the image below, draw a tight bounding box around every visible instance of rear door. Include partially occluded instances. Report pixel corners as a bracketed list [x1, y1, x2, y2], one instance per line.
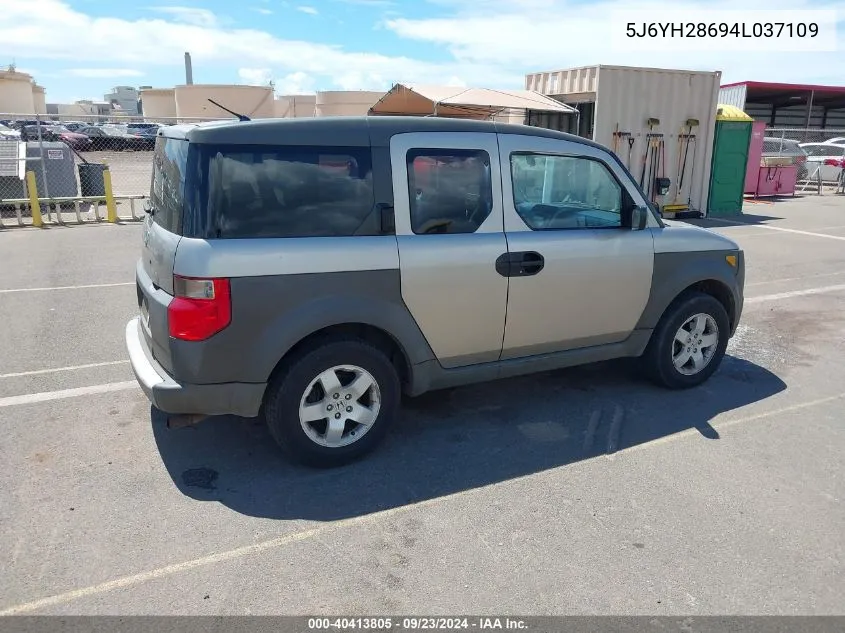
[497, 133, 655, 360]
[390, 131, 508, 368]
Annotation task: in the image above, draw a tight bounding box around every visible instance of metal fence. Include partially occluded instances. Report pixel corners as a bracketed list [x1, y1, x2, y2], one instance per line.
[3, 115, 843, 229]
[0, 113, 228, 227]
[765, 127, 845, 194]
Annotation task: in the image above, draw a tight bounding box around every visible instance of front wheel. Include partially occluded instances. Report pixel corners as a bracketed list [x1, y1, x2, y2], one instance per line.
[263, 339, 401, 467]
[642, 292, 730, 389]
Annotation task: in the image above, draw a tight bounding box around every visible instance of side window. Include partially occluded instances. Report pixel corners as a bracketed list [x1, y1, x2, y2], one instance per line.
[207, 145, 377, 239]
[407, 149, 493, 235]
[150, 136, 189, 234]
[801, 145, 822, 157]
[510, 153, 633, 230]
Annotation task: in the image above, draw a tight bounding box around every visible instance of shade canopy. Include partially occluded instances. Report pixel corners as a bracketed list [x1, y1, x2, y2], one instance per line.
[369, 83, 578, 119]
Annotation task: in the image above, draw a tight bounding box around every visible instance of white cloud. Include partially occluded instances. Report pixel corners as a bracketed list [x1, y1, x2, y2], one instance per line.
[67, 68, 145, 78]
[275, 72, 317, 94]
[253, 7, 273, 14]
[297, 6, 318, 15]
[148, 6, 218, 27]
[384, 0, 845, 85]
[8, 0, 519, 94]
[238, 68, 273, 85]
[12, 0, 843, 105]
[332, 0, 395, 6]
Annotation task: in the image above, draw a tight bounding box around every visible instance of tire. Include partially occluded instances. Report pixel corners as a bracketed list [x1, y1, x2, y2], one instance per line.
[642, 291, 730, 389]
[263, 339, 401, 467]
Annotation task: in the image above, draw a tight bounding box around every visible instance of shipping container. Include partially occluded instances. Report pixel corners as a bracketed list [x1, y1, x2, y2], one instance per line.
[525, 65, 722, 215]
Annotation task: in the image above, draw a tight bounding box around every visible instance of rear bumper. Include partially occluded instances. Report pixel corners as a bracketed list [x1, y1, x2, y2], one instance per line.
[125, 317, 265, 418]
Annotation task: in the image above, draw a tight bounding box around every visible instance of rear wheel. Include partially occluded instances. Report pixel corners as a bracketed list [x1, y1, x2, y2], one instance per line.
[264, 339, 400, 467]
[642, 291, 730, 389]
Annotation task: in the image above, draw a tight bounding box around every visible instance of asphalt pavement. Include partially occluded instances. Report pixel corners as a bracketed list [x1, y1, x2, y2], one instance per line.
[0, 195, 843, 615]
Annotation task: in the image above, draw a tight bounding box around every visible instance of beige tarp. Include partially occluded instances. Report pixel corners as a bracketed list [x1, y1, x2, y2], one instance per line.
[368, 84, 578, 119]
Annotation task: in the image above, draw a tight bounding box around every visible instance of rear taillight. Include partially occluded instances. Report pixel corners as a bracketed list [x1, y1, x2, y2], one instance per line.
[168, 276, 231, 341]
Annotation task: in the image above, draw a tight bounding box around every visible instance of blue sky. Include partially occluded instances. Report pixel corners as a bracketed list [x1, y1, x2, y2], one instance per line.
[3, 0, 843, 104]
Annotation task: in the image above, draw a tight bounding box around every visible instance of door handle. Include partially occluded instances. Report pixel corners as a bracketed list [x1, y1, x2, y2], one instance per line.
[495, 252, 545, 277]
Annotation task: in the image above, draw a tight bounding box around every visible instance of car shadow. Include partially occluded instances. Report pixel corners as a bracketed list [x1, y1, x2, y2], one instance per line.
[151, 355, 786, 521]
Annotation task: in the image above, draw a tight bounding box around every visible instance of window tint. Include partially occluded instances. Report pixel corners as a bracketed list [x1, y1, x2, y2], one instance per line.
[407, 149, 493, 235]
[150, 136, 189, 234]
[510, 153, 632, 230]
[207, 145, 377, 238]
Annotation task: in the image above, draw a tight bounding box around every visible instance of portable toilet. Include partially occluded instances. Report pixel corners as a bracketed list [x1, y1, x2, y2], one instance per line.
[707, 104, 754, 215]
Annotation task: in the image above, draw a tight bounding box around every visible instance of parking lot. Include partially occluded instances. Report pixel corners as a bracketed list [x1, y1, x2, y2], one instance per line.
[1, 194, 844, 615]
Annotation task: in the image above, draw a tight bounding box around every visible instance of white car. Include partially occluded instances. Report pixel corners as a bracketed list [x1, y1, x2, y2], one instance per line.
[799, 142, 845, 183]
[0, 123, 21, 139]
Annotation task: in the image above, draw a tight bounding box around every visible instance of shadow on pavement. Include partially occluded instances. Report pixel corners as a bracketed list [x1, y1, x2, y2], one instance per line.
[684, 212, 782, 229]
[152, 355, 786, 521]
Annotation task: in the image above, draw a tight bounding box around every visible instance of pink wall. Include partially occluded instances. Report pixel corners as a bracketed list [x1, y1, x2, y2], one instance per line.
[744, 121, 767, 193]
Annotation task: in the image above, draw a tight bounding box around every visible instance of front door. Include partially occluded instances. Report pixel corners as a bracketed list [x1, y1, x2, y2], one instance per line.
[497, 133, 656, 360]
[390, 131, 508, 368]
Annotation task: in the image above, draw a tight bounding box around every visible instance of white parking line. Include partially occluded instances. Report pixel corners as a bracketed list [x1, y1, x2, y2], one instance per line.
[2, 389, 842, 615]
[746, 284, 845, 304]
[0, 361, 129, 379]
[0, 381, 138, 409]
[746, 271, 845, 287]
[0, 282, 134, 294]
[705, 218, 845, 241]
[626, 392, 845, 454]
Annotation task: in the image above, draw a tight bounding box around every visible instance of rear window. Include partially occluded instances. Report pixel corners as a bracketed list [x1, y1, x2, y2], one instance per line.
[150, 136, 190, 234]
[204, 145, 377, 239]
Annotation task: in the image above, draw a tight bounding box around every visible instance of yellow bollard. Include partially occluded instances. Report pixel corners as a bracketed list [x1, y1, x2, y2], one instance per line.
[26, 171, 43, 228]
[103, 165, 118, 223]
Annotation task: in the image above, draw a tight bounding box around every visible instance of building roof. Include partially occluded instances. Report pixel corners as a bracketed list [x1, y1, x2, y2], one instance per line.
[722, 81, 845, 109]
[368, 83, 577, 118]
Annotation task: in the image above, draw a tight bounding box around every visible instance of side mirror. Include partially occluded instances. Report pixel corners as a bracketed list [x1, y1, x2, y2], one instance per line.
[630, 206, 649, 230]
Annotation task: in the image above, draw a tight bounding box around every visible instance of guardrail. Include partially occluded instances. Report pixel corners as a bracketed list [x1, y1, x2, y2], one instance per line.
[0, 168, 147, 229]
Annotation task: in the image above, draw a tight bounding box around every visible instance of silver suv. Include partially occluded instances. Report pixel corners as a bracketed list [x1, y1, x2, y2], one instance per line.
[126, 117, 745, 467]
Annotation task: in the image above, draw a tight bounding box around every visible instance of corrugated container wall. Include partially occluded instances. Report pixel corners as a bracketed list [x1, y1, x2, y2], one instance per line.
[592, 66, 721, 213]
[718, 84, 748, 110]
[526, 66, 599, 101]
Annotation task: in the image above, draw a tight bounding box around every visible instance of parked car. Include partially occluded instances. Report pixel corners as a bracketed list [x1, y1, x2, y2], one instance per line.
[43, 125, 93, 150]
[18, 125, 63, 142]
[762, 137, 808, 180]
[126, 117, 745, 467]
[79, 125, 149, 151]
[799, 142, 845, 182]
[127, 125, 158, 149]
[62, 122, 89, 132]
[7, 119, 45, 130]
[0, 123, 20, 139]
